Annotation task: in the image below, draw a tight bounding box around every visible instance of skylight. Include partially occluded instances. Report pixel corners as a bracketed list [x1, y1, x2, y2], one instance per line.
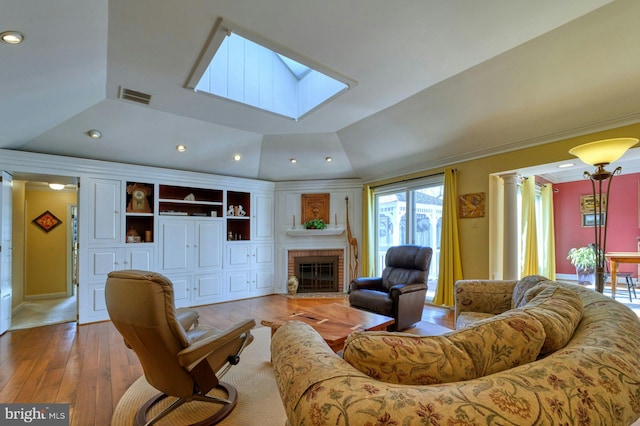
[276, 54, 311, 80]
[187, 20, 355, 121]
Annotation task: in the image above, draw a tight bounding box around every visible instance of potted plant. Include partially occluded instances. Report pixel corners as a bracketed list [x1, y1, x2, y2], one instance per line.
[567, 246, 596, 285]
[304, 218, 327, 230]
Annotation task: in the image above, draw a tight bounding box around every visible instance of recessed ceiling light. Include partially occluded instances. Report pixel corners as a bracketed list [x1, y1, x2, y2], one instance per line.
[1, 31, 24, 45]
[325, 156, 333, 162]
[176, 144, 187, 152]
[290, 158, 297, 163]
[48, 183, 65, 191]
[233, 154, 241, 161]
[557, 163, 574, 168]
[87, 129, 102, 139]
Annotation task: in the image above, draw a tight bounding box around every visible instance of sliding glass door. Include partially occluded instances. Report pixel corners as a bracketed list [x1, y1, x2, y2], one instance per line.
[373, 178, 444, 284]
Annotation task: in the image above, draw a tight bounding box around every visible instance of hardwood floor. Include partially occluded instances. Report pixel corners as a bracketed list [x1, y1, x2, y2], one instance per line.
[0, 295, 454, 425]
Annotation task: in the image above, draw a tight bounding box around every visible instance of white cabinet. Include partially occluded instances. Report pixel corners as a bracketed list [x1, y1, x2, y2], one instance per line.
[159, 218, 223, 272]
[167, 272, 224, 308]
[87, 246, 154, 280]
[226, 243, 274, 297]
[87, 178, 122, 245]
[83, 245, 154, 321]
[252, 192, 274, 240]
[80, 176, 276, 324]
[226, 243, 273, 269]
[159, 217, 225, 306]
[226, 243, 252, 268]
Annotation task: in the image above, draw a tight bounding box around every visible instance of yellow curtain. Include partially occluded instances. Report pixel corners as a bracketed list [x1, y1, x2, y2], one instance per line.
[521, 176, 538, 276]
[540, 184, 556, 280]
[432, 168, 463, 307]
[360, 185, 375, 277]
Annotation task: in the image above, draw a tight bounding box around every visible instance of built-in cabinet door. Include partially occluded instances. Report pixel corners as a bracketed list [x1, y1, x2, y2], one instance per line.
[254, 270, 274, 293]
[159, 219, 192, 271]
[227, 244, 251, 268]
[166, 274, 192, 308]
[124, 247, 154, 271]
[195, 221, 223, 270]
[194, 273, 223, 304]
[88, 248, 120, 280]
[252, 244, 274, 268]
[253, 193, 274, 240]
[227, 271, 251, 295]
[88, 178, 122, 245]
[88, 246, 154, 279]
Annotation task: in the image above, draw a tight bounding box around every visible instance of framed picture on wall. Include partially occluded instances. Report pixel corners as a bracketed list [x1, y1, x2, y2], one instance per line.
[582, 213, 606, 227]
[580, 194, 606, 213]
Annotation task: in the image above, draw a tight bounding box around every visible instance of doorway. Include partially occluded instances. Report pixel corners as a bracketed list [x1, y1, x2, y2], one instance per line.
[9, 176, 79, 330]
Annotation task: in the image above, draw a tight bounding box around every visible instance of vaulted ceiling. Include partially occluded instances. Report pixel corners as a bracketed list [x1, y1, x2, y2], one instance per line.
[3, 0, 640, 182]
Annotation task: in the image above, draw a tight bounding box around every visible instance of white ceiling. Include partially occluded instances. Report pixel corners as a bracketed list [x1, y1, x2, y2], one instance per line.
[3, 0, 640, 182]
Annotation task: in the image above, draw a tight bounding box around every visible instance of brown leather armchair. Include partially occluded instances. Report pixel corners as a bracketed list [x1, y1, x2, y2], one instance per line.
[105, 270, 256, 426]
[349, 245, 432, 331]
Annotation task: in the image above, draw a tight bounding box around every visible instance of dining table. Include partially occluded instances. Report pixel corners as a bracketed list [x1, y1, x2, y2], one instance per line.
[604, 252, 640, 298]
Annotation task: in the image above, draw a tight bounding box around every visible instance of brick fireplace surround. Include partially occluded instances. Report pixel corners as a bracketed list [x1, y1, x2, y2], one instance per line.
[287, 249, 345, 292]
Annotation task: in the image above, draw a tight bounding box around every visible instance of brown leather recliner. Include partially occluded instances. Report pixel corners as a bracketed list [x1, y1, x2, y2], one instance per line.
[105, 270, 256, 426]
[349, 245, 432, 331]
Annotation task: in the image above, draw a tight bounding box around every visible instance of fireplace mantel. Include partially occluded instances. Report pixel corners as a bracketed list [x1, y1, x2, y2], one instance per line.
[286, 228, 345, 237]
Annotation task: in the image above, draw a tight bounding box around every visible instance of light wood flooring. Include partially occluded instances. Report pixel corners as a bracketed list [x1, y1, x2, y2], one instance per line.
[0, 294, 453, 426]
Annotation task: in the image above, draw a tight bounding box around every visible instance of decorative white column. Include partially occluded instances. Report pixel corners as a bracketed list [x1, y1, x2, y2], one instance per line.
[502, 173, 520, 280]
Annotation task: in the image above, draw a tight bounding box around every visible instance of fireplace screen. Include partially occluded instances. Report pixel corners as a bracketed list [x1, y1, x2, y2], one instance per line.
[294, 256, 339, 293]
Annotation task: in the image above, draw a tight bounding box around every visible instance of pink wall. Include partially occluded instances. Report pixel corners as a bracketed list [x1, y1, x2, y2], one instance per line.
[554, 172, 640, 276]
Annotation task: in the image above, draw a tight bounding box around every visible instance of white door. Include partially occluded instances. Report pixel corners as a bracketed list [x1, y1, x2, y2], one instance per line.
[159, 219, 192, 271]
[0, 172, 13, 334]
[195, 221, 223, 270]
[89, 178, 121, 245]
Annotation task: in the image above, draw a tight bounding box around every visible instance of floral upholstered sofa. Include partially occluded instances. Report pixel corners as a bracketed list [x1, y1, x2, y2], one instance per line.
[271, 276, 640, 425]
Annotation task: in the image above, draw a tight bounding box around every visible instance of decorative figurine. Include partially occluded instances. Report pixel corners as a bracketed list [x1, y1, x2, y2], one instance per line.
[287, 276, 299, 295]
[227, 205, 234, 216]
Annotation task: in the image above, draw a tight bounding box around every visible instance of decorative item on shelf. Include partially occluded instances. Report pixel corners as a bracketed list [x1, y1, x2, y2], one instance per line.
[233, 205, 239, 216]
[287, 276, 299, 295]
[126, 227, 141, 243]
[237, 205, 246, 216]
[304, 218, 327, 229]
[184, 193, 195, 201]
[145, 230, 152, 243]
[569, 137, 639, 293]
[227, 205, 234, 216]
[301, 193, 330, 225]
[567, 246, 596, 285]
[228, 231, 233, 240]
[126, 183, 152, 213]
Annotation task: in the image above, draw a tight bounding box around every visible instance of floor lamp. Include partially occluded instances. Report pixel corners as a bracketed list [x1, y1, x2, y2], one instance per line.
[569, 138, 638, 293]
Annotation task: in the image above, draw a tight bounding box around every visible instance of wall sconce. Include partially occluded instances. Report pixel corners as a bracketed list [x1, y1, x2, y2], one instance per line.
[568, 137, 638, 293]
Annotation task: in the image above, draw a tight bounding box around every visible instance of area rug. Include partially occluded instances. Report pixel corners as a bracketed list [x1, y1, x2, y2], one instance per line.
[111, 326, 286, 425]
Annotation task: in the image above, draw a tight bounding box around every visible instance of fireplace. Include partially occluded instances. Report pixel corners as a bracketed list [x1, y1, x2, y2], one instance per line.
[288, 249, 345, 292]
[294, 256, 339, 293]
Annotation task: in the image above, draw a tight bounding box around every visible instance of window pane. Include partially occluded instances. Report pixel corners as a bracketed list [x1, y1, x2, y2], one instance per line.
[374, 182, 443, 287]
[376, 191, 406, 273]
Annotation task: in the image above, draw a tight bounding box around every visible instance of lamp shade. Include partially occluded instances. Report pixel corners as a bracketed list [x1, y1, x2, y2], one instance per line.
[569, 138, 638, 166]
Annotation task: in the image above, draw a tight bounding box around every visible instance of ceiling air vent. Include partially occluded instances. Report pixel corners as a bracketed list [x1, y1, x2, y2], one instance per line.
[118, 87, 152, 105]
